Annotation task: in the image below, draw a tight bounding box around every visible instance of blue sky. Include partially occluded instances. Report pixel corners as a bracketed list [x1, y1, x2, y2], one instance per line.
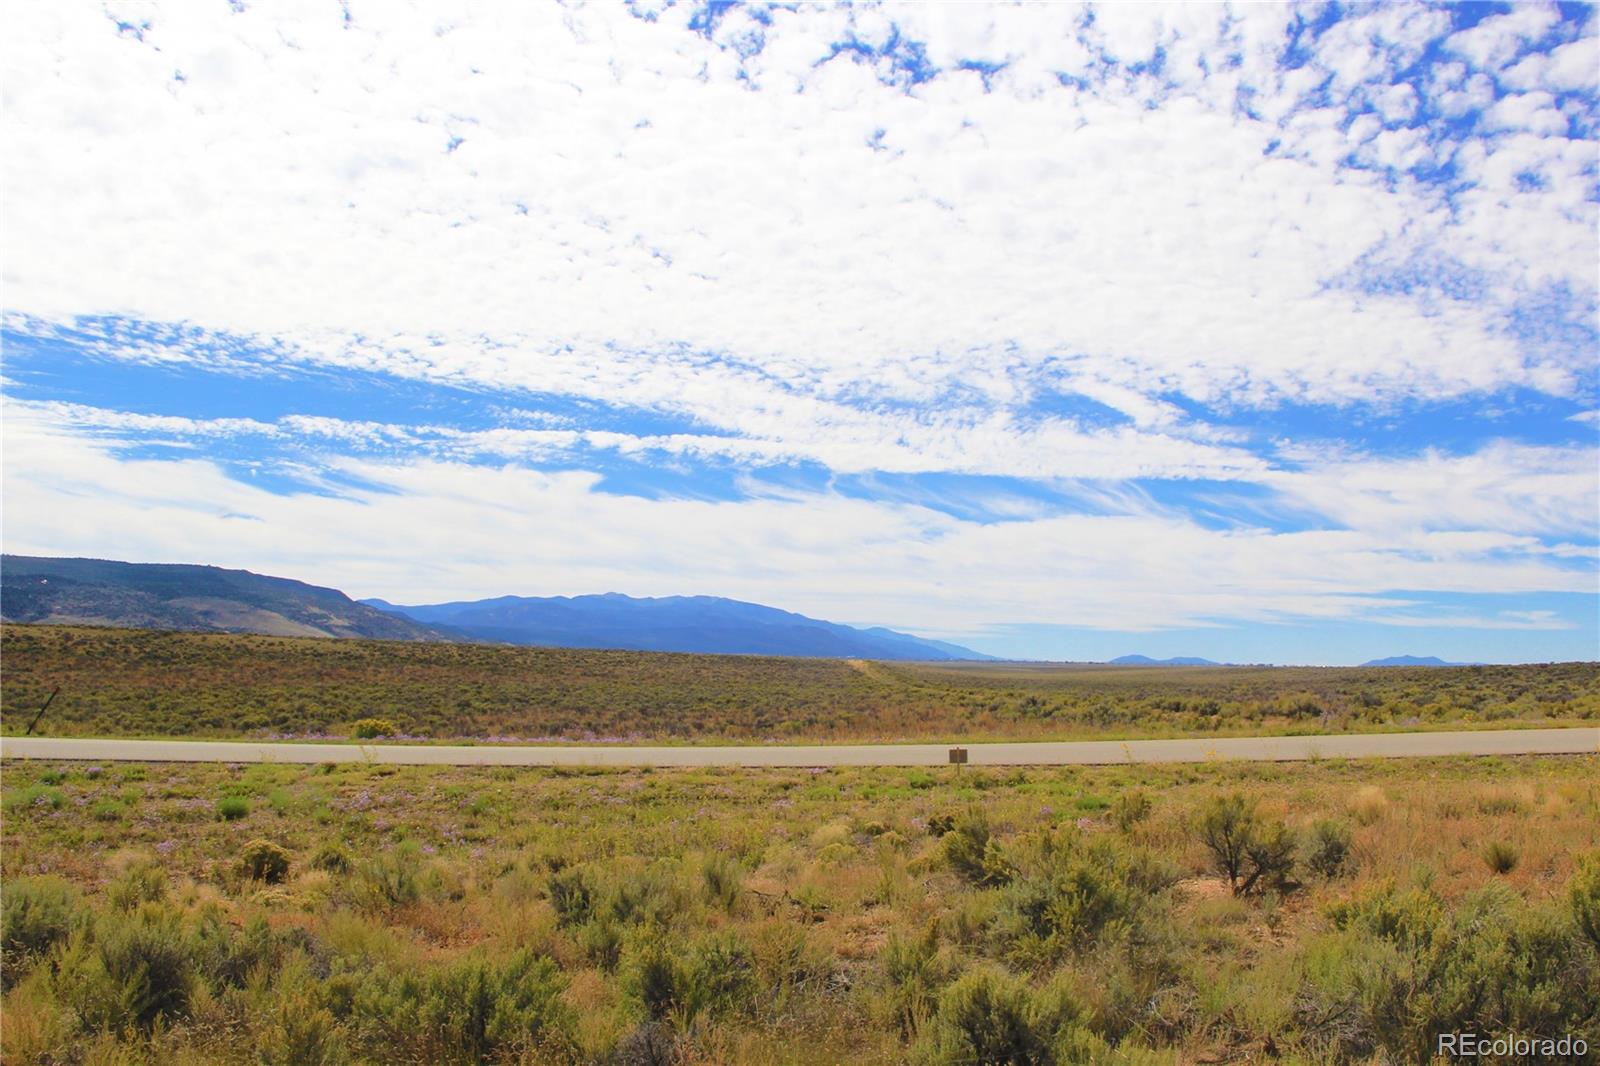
[2, 1, 1597, 664]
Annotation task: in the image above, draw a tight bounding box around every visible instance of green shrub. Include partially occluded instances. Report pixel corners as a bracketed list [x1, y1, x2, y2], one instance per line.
[1326, 880, 1442, 949]
[882, 923, 948, 1037]
[1196, 793, 1297, 895]
[89, 798, 127, 822]
[1110, 790, 1152, 832]
[1, 876, 81, 987]
[922, 970, 1038, 1064]
[548, 866, 598, 927]
[580, 915, 625, 972]
[430, 950, 569, 1062]
[816, 841, 856, 865]
[260, 980, 349, 1066]
[917, 969, 1087, 1065]
[1243, 820, 1299, 893]
[749, 918, 833, 1005]
[351, 717, 398, 740]
[603, 867, 680, 928]
[699, 852, 743, 913]
[357, 842, 424, 909]
[624, 930, 755, 1028]
[628, 935, 681, 1023]
[1196, 793, 1253, 890]
[62, 906, 195, 1033]
[241, 839, 293, 883]
[943, 809, 1013, 886]
[354, 949, 570, 1064]
[217, 795, 251, 821]
[1305, 820, 1353, 879]
[193, 910, 286, 989]
[1092, 837, 1181, 895]
[1308, 882, 1599, 1063]
[1070, 947, 1186, 1049]
[310, 841, 353, 875]
[682, 930, 755, 1022]
[107, 860, 168, 911]
[4, 784, 65, 811]
[1573, 853, 1600, 950]
[988, 854, 1142, 966]
[1481, 840, 1519, 875]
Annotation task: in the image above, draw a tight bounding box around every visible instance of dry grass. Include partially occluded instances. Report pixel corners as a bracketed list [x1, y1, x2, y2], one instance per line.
[3, 753, 1596, 1064]
[1347, 784, 1389, 825]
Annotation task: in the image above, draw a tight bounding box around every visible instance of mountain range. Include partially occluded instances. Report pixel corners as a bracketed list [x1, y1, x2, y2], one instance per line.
[0, 556, 1495, 667]
[0, 555, 988, 661]
[361, 593, 991, 660]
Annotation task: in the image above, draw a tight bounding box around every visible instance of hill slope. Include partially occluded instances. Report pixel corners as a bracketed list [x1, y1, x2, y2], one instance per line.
[364, 593, 991, 660]
[1, 556, 447, 641]
[1110, 654, 1222, 666]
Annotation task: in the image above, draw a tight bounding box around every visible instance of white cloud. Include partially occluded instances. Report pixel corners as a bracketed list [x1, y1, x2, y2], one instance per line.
[1483, 90, 1570, 135]
[1501, 37, 1600, 93]
[25, 397, 1597, 548]
[6, 395, 1268, 483]
[3, 1, 1594, 449]
[1266, 441, 1600, 539]
[3, 404, 1592, 636]
[1445, 5, 1563, 70]
[1364, 609, 1571, 631]
[10, 402, 282, 440]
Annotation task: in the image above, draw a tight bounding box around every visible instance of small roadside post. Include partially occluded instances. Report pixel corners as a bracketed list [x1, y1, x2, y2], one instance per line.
[948, 746, 968, 775]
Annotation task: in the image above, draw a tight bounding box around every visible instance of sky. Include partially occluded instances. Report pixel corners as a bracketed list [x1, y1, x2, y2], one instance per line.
[2, 1, 1597, 665]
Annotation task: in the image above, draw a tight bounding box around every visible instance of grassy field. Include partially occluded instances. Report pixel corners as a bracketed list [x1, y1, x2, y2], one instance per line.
[3, 625, 1597, 743]
[2, 754, 1597, 1064]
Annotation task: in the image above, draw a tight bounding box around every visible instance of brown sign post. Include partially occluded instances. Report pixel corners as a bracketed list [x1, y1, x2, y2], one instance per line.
[948, 746, 968, 768]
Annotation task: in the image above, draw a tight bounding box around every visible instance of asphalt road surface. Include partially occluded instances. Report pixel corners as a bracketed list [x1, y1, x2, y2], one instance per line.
[2, 728, 1595, 767]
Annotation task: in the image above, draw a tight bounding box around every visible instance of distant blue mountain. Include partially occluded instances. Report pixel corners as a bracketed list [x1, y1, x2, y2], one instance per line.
[1110, 655, 1222, 666]
[1360, 655, 1475, 667]
[363, 593, 994, 661]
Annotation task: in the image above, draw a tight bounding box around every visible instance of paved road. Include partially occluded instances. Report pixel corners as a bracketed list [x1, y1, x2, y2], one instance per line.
[2, 728, 1595, 767]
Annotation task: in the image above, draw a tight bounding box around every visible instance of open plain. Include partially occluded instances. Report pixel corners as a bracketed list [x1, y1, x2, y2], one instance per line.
[4, 626, 1597, 744]
[3, 752, 1598, 1064]
[3, 625, 1598, 1064]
